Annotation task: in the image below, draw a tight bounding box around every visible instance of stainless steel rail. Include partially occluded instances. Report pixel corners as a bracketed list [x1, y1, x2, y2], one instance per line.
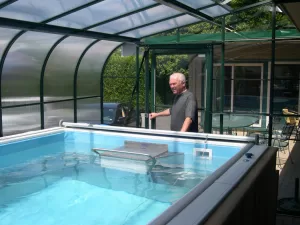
[92, 148, 157, 171]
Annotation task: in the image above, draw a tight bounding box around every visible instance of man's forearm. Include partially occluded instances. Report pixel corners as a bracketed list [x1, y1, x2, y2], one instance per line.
[149, 109, 170, 120]
[157, 109, 170, 117]
[180, 117, 192, 132]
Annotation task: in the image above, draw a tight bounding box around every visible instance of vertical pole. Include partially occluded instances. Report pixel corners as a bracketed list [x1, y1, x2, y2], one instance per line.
[268, 3, 276, 146]
[220, 16, 225, 134]
[100, 63, 104, 125]
[145, 50, 150, 129]
[135, 46, 140, 128]
[151, 52, 156, 129]
[204, 45, 213, 133]
[176, 28, 180, 43]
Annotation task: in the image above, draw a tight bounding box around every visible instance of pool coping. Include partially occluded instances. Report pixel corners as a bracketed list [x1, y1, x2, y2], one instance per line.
[0, 123, 266, 225]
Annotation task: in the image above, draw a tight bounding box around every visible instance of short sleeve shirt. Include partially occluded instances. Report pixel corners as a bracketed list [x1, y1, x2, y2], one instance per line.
[170, 90, 198, 132]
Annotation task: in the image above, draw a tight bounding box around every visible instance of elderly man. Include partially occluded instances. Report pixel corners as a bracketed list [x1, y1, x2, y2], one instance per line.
[149, 72, 198, 132]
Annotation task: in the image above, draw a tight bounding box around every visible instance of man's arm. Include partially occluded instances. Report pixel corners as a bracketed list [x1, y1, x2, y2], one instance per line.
[180, 117, 193, 132]
[149, 109, 170, 120]
[181, 94, 197, 132]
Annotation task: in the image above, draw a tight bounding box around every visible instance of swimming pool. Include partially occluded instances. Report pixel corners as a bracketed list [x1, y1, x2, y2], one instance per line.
[0, 123, 266, 225]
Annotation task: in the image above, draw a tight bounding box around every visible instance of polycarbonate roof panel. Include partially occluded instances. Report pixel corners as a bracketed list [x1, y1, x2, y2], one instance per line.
[44, 36, 96, 100]
[121, 14, 199, 38]
[2, 32, 63, 106]
[49, 0, 157, 29]
[176, 0, 214, 9]
[200, 5, 229, 17]
[0, 0, 95, 22]
[90, 5, 181, 34]
[77, 40, 121, 97]
[90, 1, 217, 34]
[0, 28, 20, 59]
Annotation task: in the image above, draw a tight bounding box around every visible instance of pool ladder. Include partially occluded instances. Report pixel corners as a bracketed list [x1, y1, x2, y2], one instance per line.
[92, 148, 157, 172]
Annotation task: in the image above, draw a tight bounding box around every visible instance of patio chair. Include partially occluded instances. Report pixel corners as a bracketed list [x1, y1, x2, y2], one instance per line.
[272, 124, 295, 167]
[246, 116, 283, 144]
[282, 108, 299, 125]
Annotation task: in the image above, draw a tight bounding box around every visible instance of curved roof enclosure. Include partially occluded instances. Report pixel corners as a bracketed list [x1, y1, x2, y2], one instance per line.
[0, 0, 296, 136]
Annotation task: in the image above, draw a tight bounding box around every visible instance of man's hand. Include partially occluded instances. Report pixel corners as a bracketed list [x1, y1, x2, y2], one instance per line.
[149, 112, 158, 120]
[149, 109, 170, 120]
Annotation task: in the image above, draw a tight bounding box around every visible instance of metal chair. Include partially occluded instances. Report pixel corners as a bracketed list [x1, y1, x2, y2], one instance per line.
[272, 124, 295, 167]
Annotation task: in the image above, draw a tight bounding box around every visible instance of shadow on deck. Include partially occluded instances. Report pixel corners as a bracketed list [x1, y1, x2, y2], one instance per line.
[276, 140, 300, 225]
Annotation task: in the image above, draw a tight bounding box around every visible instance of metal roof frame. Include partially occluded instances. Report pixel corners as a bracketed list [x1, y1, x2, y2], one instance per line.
[0, 0, 276, 43]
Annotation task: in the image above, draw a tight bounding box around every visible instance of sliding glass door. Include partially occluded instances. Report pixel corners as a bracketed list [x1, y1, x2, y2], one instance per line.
[213, 64, 264, 125]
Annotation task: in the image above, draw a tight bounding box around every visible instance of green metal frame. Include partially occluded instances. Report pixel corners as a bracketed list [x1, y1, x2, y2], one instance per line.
[268, 4, 277, 146]
[73, 40, 100, 123]
[204, 45, 214, 133]
[99, 44, 123, 124]
[145, 50, 150, 129]
[220, 16, 225, 134]
[0, 0, 295, 138]
[135, 46, 140, 128]
[145, 44, 212, 131]
[151, 52, 156, 129]
[0, 0, 17, 9]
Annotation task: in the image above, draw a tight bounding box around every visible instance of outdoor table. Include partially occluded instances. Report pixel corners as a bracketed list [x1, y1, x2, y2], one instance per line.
[210, 114, 259, 134]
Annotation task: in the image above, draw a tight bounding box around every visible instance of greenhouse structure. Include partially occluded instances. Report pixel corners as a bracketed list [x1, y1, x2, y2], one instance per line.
[0, 0, 300, 224]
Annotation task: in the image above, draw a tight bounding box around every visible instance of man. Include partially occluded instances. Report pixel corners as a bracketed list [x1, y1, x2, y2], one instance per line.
[149, 72, 198, 132]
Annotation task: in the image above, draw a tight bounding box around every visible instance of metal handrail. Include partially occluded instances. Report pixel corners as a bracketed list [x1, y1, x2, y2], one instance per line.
[92, 148, 157, 171]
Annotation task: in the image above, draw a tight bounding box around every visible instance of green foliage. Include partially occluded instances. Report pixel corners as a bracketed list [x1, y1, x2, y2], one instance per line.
[103, 50, 143, 106]
[102, 0, 295, 107]
[103, 49, 190, 107]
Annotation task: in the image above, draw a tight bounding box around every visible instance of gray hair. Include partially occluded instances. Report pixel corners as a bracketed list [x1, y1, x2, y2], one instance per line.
[170, 73, 186, 83]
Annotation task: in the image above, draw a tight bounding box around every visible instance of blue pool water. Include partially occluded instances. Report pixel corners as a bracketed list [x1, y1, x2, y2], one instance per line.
[0, 130, 241, 225]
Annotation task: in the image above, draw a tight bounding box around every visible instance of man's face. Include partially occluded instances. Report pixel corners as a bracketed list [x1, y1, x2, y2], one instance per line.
[169, 77, 185, 95]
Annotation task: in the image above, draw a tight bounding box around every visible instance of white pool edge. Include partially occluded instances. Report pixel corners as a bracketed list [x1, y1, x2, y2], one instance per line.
[0, 123, 265, 225]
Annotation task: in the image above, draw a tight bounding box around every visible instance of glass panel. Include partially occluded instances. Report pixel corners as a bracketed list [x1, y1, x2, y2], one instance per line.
[200, 5, 229, 17]
[1, 32, 62, 107]
[90, 5, 181, 34]
[273, 64, 300, 114]
[121, 15, 199, 38]
[3, 105, 41, 136]
[213, 66, 232, 112]
[44, 101, 74, 128]
[49, 0, 156, 29]
[233, 66, 262, 113]
[176, 0, 214, 9]
[0, 28, 19, 59]
[235, 66, 261, 79]
[0, 0, 95, 22]
[77, 40, 121, 97]
[44, 37, 95, 101]
[77, 97, 100, 124]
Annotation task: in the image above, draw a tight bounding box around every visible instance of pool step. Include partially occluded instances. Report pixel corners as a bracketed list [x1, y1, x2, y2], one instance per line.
[93, 141, 184, 174]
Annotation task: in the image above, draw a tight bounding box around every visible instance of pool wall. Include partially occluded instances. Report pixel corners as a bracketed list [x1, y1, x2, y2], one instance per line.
[0, 124, 277, 225]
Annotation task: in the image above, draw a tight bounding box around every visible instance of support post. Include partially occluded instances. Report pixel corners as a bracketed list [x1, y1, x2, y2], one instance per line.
[151, 52, 156, 129]
[145, 50, 150, 129]
[204, 45, 213, 133]
[135, 46, 140, 127]
[220, 16, 225, 134]
[268, 3, 276, 146]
